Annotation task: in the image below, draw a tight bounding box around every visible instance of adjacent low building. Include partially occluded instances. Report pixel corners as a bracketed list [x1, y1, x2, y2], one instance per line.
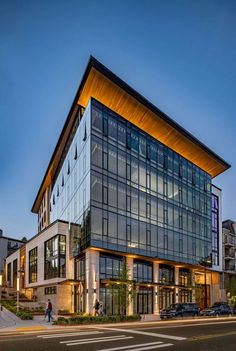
[222, 220, 236, 291]
[5, 57, 230, 315]
[0, 229, 23, 273]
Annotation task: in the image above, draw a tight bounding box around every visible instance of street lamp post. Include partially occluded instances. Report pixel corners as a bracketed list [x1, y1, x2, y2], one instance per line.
[16, 275, 20, 313]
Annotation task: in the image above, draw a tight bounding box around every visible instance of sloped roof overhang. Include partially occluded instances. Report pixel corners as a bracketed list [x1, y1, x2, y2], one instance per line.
[32, 56, 230, 213]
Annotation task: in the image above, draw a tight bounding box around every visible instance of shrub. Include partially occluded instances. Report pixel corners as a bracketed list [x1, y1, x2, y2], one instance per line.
[1, 300, 17, 313]
[16, 310, 33, 320]
[58, 309, 70, 315]
[54, 314, 141, 325]
[54, 317, 69, 325]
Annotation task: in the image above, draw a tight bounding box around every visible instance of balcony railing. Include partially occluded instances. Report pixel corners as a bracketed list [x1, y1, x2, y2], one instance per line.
[224, 235, 236, 247]
[225, 263, 236, 272]
[224, 250, 235, 260]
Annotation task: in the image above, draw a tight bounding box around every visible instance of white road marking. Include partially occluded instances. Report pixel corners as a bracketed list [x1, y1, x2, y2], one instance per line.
[127, 344, 173, 351]
[96, 341, 164, 351]
[96, 327, 186, 341]
[65, 335, 133, 346]
[136, 320, 236, 330]
[37, 331, 103, 338]
[60, 334, 127, 344]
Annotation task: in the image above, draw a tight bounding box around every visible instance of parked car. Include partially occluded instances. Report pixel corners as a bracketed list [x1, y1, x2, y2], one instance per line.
[160, 303, 200, 319]
[232, 306, 236, 315]
[200, 302, 232, 317]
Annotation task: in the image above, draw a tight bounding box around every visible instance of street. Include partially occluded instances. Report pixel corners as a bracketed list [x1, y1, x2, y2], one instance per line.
[1, 318, 236, 351]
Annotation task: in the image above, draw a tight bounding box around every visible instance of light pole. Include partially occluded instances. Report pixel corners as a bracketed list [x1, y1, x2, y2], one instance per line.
[16, 275, 20, 313]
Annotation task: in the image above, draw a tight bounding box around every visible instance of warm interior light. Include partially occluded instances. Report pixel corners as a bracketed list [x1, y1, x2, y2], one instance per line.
[0, 274, 2, 286]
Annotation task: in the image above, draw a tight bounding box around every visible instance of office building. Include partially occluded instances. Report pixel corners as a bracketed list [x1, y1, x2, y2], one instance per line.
[5, 57, 230, 314]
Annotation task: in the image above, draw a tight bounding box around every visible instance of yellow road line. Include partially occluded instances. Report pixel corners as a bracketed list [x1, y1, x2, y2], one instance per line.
[16, 326, 46, 331]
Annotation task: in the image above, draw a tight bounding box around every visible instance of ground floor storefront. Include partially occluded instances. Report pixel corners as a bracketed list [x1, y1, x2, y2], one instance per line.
[71, 248, 222, 315]
[18, 248, 222, 315]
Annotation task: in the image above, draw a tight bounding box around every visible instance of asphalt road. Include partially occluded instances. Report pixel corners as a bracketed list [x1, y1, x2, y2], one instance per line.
[1, 318, 236, 351]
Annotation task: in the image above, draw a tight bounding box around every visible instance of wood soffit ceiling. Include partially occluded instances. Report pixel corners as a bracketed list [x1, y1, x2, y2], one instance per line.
[32, 57, 230, 213]
[78, 67, 229, 178]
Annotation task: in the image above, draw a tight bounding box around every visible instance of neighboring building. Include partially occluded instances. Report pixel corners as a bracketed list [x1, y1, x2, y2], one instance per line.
[5, 57, 230, 315]
[0, 229, 23, 273]
[5, 221, 74, 311]
[222, 220, 236, 291]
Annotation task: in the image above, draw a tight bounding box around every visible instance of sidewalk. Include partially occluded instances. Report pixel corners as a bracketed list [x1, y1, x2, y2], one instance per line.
[0, 307, 58, 332]
[1, 309, 236, 335]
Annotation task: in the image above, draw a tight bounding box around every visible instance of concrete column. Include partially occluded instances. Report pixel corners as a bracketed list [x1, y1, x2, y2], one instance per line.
[126, 257, 134, 316]
[192, 269, 196, 302]
[85, 249, 99, 315]
[175, 266, 179, 303]
[153, 262, 159, 315]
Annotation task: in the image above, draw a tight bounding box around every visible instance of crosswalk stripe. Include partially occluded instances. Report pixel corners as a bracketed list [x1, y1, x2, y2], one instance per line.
[126, 344, 173, 351]
[96, 327, 186, 341]
[65, 336, 133, 346]
[60, 334, 127, 344]
[96, 341, 164, 351]
[37, 331, 103, 338]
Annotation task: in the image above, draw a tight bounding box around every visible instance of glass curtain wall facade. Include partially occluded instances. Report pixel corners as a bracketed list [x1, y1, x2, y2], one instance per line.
[90, 98, 212, 265]
[50, 103, 91, 245]
[48, 97, 214, 314]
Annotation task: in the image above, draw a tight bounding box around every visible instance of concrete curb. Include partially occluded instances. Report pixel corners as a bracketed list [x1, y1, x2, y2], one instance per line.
[1, 316, 236, 335]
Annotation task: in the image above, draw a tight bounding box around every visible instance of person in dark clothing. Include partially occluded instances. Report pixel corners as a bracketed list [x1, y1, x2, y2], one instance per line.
[94, 299, 100, 316]
[46, 299, 53, 322]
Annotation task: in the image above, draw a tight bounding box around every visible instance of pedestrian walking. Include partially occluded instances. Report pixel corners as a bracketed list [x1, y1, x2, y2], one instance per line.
[46, 299, 53, 322]
[94, 299, 100, 316]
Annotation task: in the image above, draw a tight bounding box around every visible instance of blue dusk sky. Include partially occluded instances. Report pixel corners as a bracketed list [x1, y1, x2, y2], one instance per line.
[0, 0, 236, 239]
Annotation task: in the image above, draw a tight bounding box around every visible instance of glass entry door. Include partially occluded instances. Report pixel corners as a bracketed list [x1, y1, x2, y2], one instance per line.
[159, 288, 175, 310]
[74, 282, 85, 313]
[136, 287, 153, 314]
[179, 289, 192, 303]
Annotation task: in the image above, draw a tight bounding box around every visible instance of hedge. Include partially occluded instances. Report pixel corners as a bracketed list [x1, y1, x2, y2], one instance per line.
[53, 314, 141, 325]
[1, 300, 33, 320]
[16, 310, 33, 320]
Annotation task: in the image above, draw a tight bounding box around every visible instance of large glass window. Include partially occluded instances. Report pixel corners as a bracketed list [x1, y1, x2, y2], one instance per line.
[100, 285, 124, 315]
[108, 117, 117, 141]
[159, 264, 174, 285]
[29, 247, 38, 283]
[108, 144, 117, 174]
[91, 172, 102, 203]
[179, 268, 192, 286]
[118, 123, 126, 146]
[75, 256, 85, 281]
[90, 99, 212, 266]
[44, 235, 66, 279]
[7, 262, 11, 286]
[13, 259, 17, 289]
[133, 261, 153, 283]
[92, 106, 103, 133]
[91, 137, 102, 167]
[99, 254, 123, 279]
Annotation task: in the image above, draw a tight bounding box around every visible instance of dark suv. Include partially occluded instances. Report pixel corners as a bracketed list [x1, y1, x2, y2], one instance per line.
[160, 303, 200, 319]
[200, 302, 232, 317]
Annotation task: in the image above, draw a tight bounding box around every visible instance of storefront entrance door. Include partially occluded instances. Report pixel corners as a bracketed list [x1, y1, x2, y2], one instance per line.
[159, 288, 175, 310]
[137, 287, 153, 314]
